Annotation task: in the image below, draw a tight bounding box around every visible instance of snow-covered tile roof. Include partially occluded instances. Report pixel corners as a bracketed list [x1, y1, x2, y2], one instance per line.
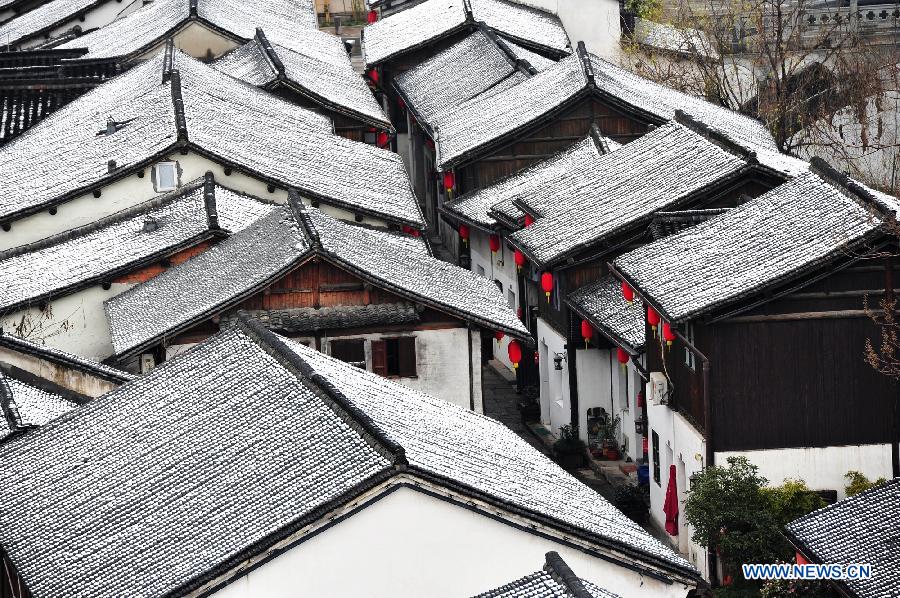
[0, 0, 101, 46]
[0, 373, 78, 441]
[0, 334, 134, 382]
[615, 171, 893, 323]
[472, 553, 621, 597]
[0, 326, 392, 597]
[394, 30, 520, 129]
[106, 201, 526, 357]
[443, 131, 614, 228]
[786, 478, 899, 598]
[362, 0, 568, 66]
[59, 0, 318, 59]
[286, 337, 698, 576]
[0, 50, 421, 227]
[214, 30, 391, 129]
[632, 18, 717, 59]
[568, 276, 645, 353]
[501, 37, 558, 71]
[510, 122, 749, 267]
[221, 302, 422, 334]
[436, 53, 587, 168]
[0, 178, 272, 312]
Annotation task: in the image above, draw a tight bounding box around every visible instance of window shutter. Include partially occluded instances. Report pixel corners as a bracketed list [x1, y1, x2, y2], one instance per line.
[372, 340, 387, 376]
[398, 337, 416, 377]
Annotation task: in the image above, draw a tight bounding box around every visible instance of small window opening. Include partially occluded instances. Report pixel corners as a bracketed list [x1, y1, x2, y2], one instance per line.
[329, 339, 366, 369]
[153, 162, 178, 192]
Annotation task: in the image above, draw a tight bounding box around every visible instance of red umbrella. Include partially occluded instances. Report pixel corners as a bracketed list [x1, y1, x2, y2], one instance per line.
[663, 464, 679, 536]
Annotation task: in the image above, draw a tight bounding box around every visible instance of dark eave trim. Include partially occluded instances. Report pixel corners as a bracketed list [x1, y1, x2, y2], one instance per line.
[544, 551, 593, 598]
[2, 0, 110, 47]
[0, 334, 133, 383]
[437, 203, 499, 234]
[274, 77, 395, 132]
[363, 19, 472, 68]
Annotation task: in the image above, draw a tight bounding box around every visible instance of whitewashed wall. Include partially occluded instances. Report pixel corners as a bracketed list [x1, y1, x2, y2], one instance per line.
[0, 345, 121, 397]
[211, 485, 694, 598]
[503, 0, 622, 59]
[536, 318, 569, 434]
[469, 228, 519, 371]
[136, 21, 241, 61]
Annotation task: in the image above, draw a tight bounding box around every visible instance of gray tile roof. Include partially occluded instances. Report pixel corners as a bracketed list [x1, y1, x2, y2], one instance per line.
[510, 122, 750, 267]
[362, 0, 568, 66]
[58, 0, 318, 59]
[0, 333, 134, 383]
[0, 0, 102, 46]
[632, 18, 717, 59]
[502, 38, 558, 71]
[0, 322, 696, 597]
[786, 478, 899, 598]
[106, 200, 528, 357]
[0, 50, 422, 227]
[472, 551, 621, 597]
[221, 302, 422, 333]
[615, 170, 897, 323]
[0, 372, 78, 441]
[568, 276, 645, 353]
[214, 29, 391, 129]
[0, 326, 392, 598]
[285, 335, 698, 576]
[0, 177, 272, 312]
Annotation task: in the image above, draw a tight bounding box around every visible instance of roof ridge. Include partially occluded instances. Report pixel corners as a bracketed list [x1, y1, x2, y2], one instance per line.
[0, 177, 209, 262]
[576, 41, 594, 87]
[462, 0, 474, 22]
[0, 369, 22, 435]
[478, 23, 537, 75]
[202, 171, 219, 231]
[162, 38, 175, 83]
[254, 27, 285, 77]
[543, 551, 593, 598]
[168, 53, 188, 144]
[673, 109, 756, 163]
[235, 315, 408, 468]
[287, 189, 321, 249]
[809, 157, 897, 220]
[189, 0, 198, 17]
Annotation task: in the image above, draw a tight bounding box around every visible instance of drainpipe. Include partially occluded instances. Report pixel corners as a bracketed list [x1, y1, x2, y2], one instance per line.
[468, 325, 475, 411]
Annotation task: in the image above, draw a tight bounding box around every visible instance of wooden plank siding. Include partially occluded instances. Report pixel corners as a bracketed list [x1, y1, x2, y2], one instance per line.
[113, 242, 214, 284]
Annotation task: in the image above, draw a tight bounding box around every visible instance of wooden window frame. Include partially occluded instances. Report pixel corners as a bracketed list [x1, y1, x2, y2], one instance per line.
[371, 336, 417, 379]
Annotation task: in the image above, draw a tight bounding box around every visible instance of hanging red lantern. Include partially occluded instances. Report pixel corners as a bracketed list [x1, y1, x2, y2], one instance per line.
[489, 234, 500, 254]
[534, 351, 539, 365]
[541, 272, 554, 302]
[580, 319, 593, 348]
[508, 339, 522, 369]
[637, 390, 645, 408]
[397, 97, 406, 111]
[524, 214, 535, 227]
[622, 281, 634, 303]
[494, 330, 505, 343]
[514, 249, 526, 271]
[647, 306, 660, 335]
[459, 224, 470, 246]
[617, 347, 630, 368]
[443, 171, 455, 192]
[366, 68, 379, 84]
[642, 435, 649, 454]
[376, 131, 389, 148]
[401, 225, 420, 237]
[367, 9, 378, 23]
[663, 322, 676, 348]
[517, 307, 523, 320]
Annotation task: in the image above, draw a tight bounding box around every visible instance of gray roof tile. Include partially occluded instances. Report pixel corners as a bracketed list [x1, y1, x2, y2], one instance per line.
[615, 172, 893, 322]
[0, 0, 101, 45]
[0, 334, 134, 382]
[568, 276, 645, 352]
[472, 569, 620, 598]
[1, 373, 77, 441]
[468, 0, 569, 53]
[221, 302, 422, 333]
[786, 478, 900, 598]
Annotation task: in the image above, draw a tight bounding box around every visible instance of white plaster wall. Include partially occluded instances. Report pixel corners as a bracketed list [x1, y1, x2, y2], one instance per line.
[323, 327, 482, 412]
[212, 485, 693, 598]
[0, 283, 133, 362]
[536, 318, 569, 434]
[470, 228, 520, 371]
[574, 347, 612, 444]
[716, 444, 894, 501]
[0, 346, 120, 397]
[136, 21, 241, 61]
[16, 0, 143, 49]
[553, 0, 623, 59]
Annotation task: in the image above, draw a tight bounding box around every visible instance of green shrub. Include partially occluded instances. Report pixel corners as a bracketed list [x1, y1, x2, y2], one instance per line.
[844, 471, 887, 497]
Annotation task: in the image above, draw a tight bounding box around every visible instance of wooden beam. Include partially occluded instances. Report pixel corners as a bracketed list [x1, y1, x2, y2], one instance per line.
[723, 309, 882, 323]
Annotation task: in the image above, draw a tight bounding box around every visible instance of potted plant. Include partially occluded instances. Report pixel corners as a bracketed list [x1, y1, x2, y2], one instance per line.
[614, 484, 649, 524]
[600, 415, 621, 460]
[553, 424, 587, 469]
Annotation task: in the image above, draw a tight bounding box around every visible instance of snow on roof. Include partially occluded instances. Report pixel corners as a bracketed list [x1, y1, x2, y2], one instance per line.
[0, 372, 78, 441]
[615, 171, 893, 323]
[443, 131, 614, 228]
[0, 334, 135, 383]
[106, 200, 527, 357]
[632, 18, 718, 59]
[362, 0, 568, 66]
[568, 276, 645, 353]
[0, 177, 272, 312]
[0, 50, 421, 227]
[436, 52, 587, 168]
[472, 552, 621, 598]
[510, 122, 751, 267]
[501, 37, 557, 70]
[58, 0, 318, 59]
[214, 29, 391, 129]
[0, 0, 102, 46]
[786, 478, 900, 598]
[0, 322, 696, 597]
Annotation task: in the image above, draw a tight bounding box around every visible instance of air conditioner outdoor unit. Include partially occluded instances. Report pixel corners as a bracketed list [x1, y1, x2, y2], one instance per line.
[649, 372, 669, 406]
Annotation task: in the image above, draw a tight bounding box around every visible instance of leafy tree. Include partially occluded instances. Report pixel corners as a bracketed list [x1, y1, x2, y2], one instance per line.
[844, 470, 888, 496]
[761, 479, 826, 527]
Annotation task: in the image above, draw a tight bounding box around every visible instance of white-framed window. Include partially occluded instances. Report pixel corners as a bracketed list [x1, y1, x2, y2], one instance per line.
[684, 323, 696, 371]
[153, 161, 179, 192]
[507, 287, 516, 310]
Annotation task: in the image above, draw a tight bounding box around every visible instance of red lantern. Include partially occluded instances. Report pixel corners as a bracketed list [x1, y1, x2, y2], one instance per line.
[508, 339, 522, 369]
[494, 330, 505, 343]
[489, 234, 500, 254]
[617, 347, 630, 368]
[541, 272, 554, 302]
[459, 224, 470, 246]
[514, 249, 526, 271]
[517, 307, 523, 320]
[580, 319, 593, 348]
[663, 322, 676, 348]
[376, 131, 389, 148]
[443, 171, 455, 192]
[401, 225, 420, 237]
[622, 281, 634, 303]
[366, 68, 379, 84]
[367, 9, 378, 23]
[397, 97, 406, 111]
[647, 306, 660, 335]
[637, 390, 645, 408]
[524, 214, 535, 227]
[642, 435, 649, 454]
[534, 351, 539, 365]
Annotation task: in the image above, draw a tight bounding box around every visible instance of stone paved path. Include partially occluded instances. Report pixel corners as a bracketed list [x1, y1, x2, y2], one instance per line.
[481, 364, 551, 455]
